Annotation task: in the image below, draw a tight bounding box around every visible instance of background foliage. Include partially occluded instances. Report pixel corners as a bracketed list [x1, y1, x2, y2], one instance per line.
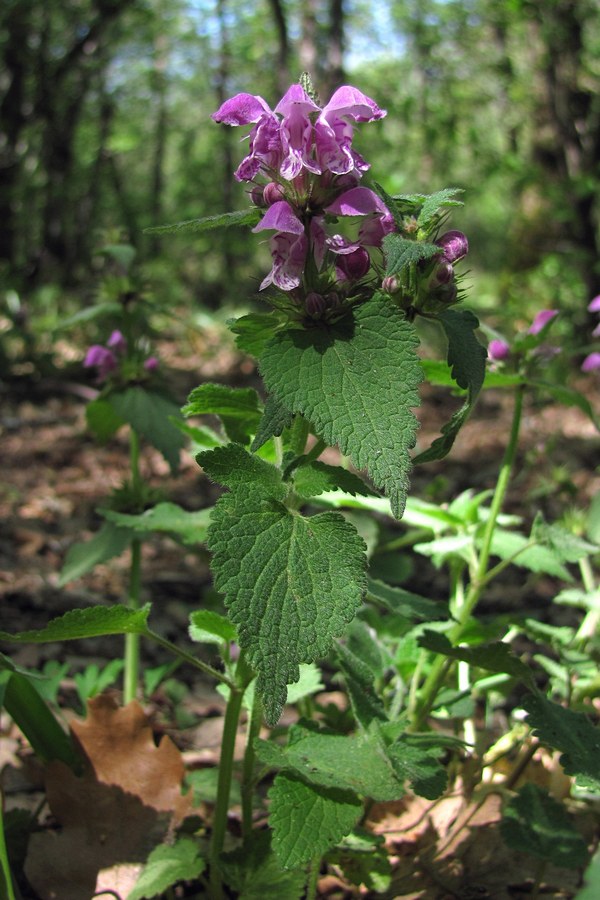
[1, 0, 599, 337]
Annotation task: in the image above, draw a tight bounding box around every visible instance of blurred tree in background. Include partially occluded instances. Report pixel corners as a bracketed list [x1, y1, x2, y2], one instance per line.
[1, 0, 598, 329]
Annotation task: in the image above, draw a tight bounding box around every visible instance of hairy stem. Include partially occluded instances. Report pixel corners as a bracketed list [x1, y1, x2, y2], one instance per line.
[241, 689, 262, 840]
[411, 384, 525, 730]
[209, 653, 253, 899]
[123, 537, 142, 704]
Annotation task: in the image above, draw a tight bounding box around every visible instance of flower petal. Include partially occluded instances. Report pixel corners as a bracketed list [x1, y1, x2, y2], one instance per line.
[212, 93, 271, 125]
[321, 86, 386, 122]
[274, 84, 320, 117]
[253, 201, 305, 235]
[326, 187, 388, 217]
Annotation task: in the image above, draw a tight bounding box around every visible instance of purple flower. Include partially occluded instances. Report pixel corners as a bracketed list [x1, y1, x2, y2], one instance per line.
[212, 83, 385, 183]
[488, 339, 510, 361]
[528, 309, 558, 335]
[84, 345, 118, 380]
[107, 330, 127, 354]
[274, 84, 322, 180]
[326, 187, 395, 247]
[144, 356, 159, 371]
[435, 230, 469, 263]
[592, 322, 600, 339]
[314, 86, 386, 176]
[581, 352, 600, 372]
[335, 246, 371, 281]
[588, 295, 600, 313]
[253, 200, 310, 290]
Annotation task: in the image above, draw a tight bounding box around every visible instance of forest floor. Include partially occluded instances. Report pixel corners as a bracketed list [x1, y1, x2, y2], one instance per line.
[1, 320, 600, 899]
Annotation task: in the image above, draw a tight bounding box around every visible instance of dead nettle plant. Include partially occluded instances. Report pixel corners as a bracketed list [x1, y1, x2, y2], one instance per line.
[2, 74, 600, 900]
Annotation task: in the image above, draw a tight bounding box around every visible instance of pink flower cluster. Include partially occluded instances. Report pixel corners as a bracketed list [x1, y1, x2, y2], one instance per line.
[582, 295, 600, 373]
[487, 309, 559, 364]
[84, 330, 158, 382]
[213, 83, 393, 297]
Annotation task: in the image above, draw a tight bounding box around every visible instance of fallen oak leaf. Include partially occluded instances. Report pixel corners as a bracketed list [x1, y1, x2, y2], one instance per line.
[24, 694, 197, 900]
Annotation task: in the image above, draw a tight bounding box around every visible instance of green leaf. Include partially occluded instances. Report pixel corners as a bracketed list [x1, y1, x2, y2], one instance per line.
[0, 605, 152, 644]
[256, 726, 405, 800]
[85, 398, 126, 442]
[208, 490, 366, 724]
[183, 383, 263, 444]
[382, 234, 440, 276]
[58, 301, 122, 330]
[326, 830, 392, 892]
[489, 529, 572, 579]
[269, 773, 362, 868]
[532, 516, 598, 563]
[59, 521, 131, 585]
[500, 783, 588, 868]
[198, 443, 287, 498]
[292, 461, 373, 499]
[110, 387, 185, 472]
[416, 188, 464, 227]
[286, 663, 325, 704]
[220, 831, 305, 900]
[251, 394, 294, 451]
[260, 295, 422, 518]
[529, 380, 600, 430]
[414, 308, 487, 464]
[576, 849, 600, 899]
[103, 503, 211, 545]
[523, 692, 600, 790]
[386, 732, 448, 799]
[337, 641, 388, 728]
[171, 418, 223, 451]
[144, 208, 261, 235]
[418, 631, 536, 689]
[367, 578, 447, 621]
[2, 673, 81, 768]
[229, 311, 286, 357]
[188, 609, 237, 645]
[128, 836, 206, 900]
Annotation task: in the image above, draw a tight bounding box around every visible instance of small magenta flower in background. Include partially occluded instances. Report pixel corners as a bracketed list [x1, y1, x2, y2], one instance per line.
[588, 295, 600, 313]
[528, 309, 558, 335]
[106, 330, 127, 354]
[84, 345, 118, 380]
[488, 339, 510, 362]
[581, 352, 600, 372]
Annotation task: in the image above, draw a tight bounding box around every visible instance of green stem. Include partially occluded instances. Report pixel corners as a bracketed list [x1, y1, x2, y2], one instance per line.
[0, 790, 16, 900]
[411, 384, 525, 730]
[305, 855, 321, 900]
[241, 689, 262, 840]
[289, 415, 310, 456]
[574, 556, 599, 646]
[144, 630, 235, 689]
[123, 537, 142, 704]
[209, 653, 253, 899]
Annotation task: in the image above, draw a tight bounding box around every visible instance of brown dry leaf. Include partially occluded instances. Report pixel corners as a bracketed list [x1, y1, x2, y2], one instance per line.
[24, 694, 196, 900]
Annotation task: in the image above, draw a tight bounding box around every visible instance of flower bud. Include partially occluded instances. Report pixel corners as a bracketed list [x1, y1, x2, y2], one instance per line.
[305, 292, 327, 318]
[326, 291, 342, 310]
[250, 185, 266, 207]
[336, 247, 370, 281]
[488, 339, 510, 361]
[436, 230, 469, 263]
[582, 352, 600, 372]
[107, 330, 127, 354]
[431, 260, 454, 286]
[528, 309, 558, 335]
[382, 275, 399, 294]
[263, 182, 286, 206]
[435, 282, 458, 305]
